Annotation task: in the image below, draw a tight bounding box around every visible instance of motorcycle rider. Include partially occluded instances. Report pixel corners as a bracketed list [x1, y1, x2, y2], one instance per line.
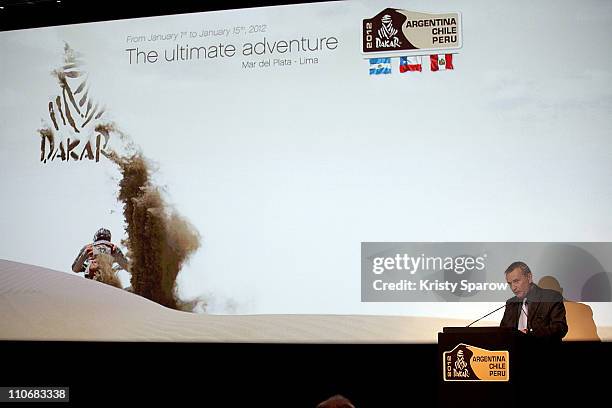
[72, 228, 129, 280]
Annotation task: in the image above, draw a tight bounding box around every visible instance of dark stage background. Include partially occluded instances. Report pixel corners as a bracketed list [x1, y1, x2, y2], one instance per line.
[1, 341, 610, 407]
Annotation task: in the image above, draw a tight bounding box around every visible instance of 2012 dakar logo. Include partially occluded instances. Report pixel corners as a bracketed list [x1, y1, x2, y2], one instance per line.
[362, 8, 462, 55]
[443, 343, 509, 381]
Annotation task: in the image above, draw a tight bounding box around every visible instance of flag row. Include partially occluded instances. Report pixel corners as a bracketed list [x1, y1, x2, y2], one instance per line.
[369, 54, 455, 75]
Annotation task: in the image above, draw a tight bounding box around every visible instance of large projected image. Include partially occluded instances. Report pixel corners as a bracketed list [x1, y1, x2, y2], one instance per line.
[0, 0, 611, 342]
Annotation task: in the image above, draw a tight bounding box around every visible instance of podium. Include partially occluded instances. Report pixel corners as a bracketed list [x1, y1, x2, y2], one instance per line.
[438, 327, 527, 408]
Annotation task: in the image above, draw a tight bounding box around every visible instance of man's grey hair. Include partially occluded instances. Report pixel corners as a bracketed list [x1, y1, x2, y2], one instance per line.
[504, 261, 532, 277]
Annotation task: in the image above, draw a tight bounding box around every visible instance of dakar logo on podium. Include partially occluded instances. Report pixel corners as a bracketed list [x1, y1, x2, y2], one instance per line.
[443, 343, 509, 382]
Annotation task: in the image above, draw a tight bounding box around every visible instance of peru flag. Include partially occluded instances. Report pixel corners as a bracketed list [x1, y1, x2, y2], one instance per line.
[430, 54, 454, 71]
[399, 56, 422, 73]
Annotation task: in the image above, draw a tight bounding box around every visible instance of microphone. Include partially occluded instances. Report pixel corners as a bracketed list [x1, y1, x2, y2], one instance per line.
[466, 303, 507, 327]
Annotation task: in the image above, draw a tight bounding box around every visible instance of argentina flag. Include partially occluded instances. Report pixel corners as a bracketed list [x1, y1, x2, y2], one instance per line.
[369, 58, 391, 75]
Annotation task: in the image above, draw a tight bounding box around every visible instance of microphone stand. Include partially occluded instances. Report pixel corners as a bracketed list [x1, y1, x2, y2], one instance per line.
[466, 303, 507, 327]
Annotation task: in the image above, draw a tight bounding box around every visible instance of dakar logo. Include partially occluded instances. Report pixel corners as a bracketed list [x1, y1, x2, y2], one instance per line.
[362, 8, 462, 54]
[443, 343, 509, 382]
[376, 15, 401, 48]
[454, 349, 468, 371]
[363, 9, 408, 52]
[450, 348, 470, 378]
[39, 43, 111, 164]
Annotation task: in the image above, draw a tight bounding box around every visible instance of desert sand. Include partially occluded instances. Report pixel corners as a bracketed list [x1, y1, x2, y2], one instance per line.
[1, 259, 608, 342]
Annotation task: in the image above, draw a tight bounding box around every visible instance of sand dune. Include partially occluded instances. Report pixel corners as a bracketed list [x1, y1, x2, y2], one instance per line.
[0, 259, 608, 342]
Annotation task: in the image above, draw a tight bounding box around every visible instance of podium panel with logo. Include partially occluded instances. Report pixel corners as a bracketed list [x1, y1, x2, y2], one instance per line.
[438, 327, 526, 408]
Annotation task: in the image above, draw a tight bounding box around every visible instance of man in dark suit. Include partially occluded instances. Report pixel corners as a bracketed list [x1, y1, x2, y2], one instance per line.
[500, 261, 568, 341]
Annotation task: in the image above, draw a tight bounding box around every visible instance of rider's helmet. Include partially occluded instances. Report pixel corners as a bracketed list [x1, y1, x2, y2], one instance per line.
[93, 228, 112, 242]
